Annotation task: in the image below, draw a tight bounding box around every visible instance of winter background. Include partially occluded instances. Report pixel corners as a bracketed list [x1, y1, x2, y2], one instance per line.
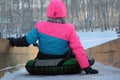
[1, 29, 120, 80]
[0, 0, 120, 80]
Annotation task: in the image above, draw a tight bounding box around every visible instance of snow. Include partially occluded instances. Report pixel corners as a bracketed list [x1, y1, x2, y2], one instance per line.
[1, 29, 120, 80]
[77, 29, 118, 49]
[0, 64, 24, 72]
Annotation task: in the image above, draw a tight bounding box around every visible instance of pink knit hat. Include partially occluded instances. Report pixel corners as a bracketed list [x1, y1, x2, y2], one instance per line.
[47, 0, 67, 18]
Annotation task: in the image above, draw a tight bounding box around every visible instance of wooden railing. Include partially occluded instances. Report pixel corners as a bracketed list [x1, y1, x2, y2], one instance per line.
[0, 39, 38, 77]
[86, 38, 120, 68]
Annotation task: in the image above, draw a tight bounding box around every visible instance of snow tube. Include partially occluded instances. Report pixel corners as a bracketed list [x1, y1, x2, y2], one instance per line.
[25, 57, 82, 75]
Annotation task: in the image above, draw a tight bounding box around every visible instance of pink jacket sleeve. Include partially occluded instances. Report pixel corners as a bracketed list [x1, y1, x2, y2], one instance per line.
[69, 25, 89, 68]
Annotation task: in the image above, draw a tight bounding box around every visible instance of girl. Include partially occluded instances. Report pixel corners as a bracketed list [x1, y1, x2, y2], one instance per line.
[9, 0, 98, 74]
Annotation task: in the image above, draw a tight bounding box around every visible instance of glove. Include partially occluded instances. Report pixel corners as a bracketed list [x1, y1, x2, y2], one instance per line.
[7, 36, 29, 47]
[7, 37, 16, 46]
[83, 66, 99, 74]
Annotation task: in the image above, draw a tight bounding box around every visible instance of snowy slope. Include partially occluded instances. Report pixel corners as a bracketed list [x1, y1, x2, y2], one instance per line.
[1, 29, 120, 80]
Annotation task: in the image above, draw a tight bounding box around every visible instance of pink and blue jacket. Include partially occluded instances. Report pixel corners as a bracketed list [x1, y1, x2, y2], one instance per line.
[26, 21, 89, 68]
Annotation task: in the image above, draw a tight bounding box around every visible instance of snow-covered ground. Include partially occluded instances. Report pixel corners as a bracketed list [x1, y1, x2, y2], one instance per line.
[1, 29, 120, 80]
[77, 29, 118, 49]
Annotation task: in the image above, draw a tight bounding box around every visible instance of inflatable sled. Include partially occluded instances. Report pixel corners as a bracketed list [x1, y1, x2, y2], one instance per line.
[25, 57, 82, 75]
